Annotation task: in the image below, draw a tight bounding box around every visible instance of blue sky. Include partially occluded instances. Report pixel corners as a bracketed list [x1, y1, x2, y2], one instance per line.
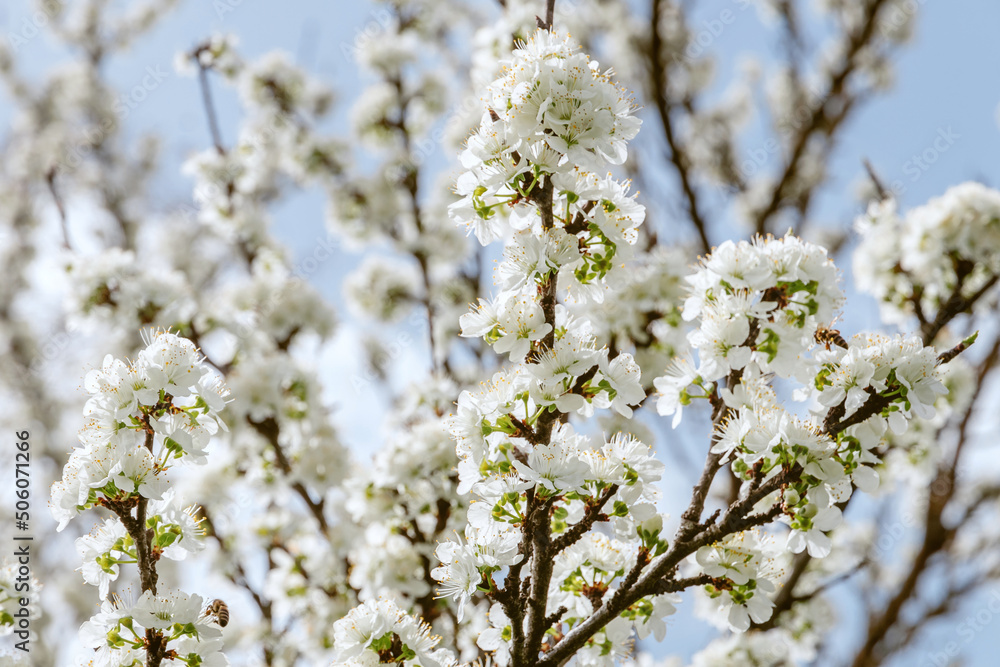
[3, 0, 999, 664]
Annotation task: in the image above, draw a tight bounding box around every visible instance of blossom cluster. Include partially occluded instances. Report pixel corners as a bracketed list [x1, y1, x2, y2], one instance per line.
[450, 30, 643, 302]
[854, 182, 1000, 327]
[695, 531, 780, 632]
[51, 330, 228, 529]
[75, 492, 205, 599]
[178, 33, 345, 252]
[653, 236, 950, 629]
[332, 598, 451, 667]
[80, 589, 228, 667]
[417, 29, 684, 666]
[675, 234, 842, 386]
[328, 28, 675, 667]
[49, 330, 231, 666]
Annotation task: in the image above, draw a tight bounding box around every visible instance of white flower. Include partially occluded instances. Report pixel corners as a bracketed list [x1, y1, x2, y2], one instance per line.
[786, 505, 842, 558]
[75, 519, 128, 599]
[333, 598, 448, 666]
[696, 532, 779, 632]
[460, 296, 501, 338]
[494, 292, 552, 362]
[50, 453, 89, 531]
[817, 346, 876, 416]
[79, 595, 132, 649]
[137, 330, 208, 397]
[148, 491, 207, 561]
[84, 355, 142, 418]
[131, 588, 204, 630]
[725, 583, 775, 632]
[635, 594, 681, 642]
[654, 356, 700, 428]
[477, 602, 513, 666]
[596, 352, 645, 417]
[689, 305, 753, 380]
[431, 541, 480, 621]
[512, 443, 589, 494]
[855, 182, 1000, 324]
[171, 635, 230, 667]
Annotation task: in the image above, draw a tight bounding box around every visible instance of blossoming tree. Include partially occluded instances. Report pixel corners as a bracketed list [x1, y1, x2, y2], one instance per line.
[0, 0, 996, 666]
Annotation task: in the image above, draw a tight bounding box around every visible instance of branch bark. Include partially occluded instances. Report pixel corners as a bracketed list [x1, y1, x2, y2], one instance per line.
[752, 0, 892, 236]
[648, 0, 712, 255]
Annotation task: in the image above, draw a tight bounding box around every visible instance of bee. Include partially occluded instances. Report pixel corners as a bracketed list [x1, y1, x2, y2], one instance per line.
[203, 598, 230, 628]
[815, 324, 848, 350]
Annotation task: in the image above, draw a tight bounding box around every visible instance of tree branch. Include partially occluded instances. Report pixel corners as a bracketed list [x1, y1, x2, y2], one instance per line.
[193, 48, 225, 155]
[536, 468, 795, 666]
[648, 0, 712, 255]
[248, 416, 328, 534]
[752, 0, 892, 235]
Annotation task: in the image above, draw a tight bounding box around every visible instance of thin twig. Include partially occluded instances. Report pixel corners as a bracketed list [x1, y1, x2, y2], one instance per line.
[753, 0, 892, 236]
[248, 416, 329, 534]
[648, 0, 711, 255]
[195, 54, 225, 154]
[540, 0, 556, 29]
[45, 168, 72, 250]
[863, 158, 890, 200]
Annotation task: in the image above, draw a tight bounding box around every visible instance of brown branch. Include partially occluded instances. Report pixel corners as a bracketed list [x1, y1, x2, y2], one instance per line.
[676, 448, 724, 543]
[753, 0, 892, 235]
[389, 70, 444, 375]
[652, 573, 714, 595]
[248, 416, 328, 534]
[863, 158, 890, 201]
[921, 273, 998, 344]
[888, 576, 980, 654]
[107, 425, 166, 666]
[849, 483, 952, 667]
[193, 49, 225, 155]
[544, 606, 568, 629]
[937, 332, 979, 366]
[538, 503, 786, 666]
[498, 488, 533, 663]
[648, 0, 711, 255]
[201, 511, 272, 619]
[45, 168, 72, 249]
[522, 494, 559, 665]
[677, 340, 758, 542]
[550, 485, 618, 554]
[846, 336, 999, 665]
[535, 468, 795, 666]
[201, 510, 276, 665]
[538, 0, 556, 30]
